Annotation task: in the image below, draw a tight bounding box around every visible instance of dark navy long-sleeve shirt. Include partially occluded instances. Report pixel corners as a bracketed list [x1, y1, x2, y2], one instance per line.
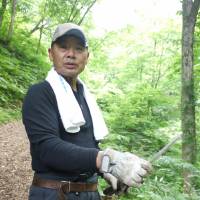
[22, 80, 99, 181]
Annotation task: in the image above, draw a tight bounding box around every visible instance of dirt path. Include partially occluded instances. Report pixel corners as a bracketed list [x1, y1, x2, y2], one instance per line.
[0, 121, 32, 200]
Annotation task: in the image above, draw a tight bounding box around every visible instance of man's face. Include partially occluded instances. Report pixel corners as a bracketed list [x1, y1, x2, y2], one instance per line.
[48, 36, 89, 79]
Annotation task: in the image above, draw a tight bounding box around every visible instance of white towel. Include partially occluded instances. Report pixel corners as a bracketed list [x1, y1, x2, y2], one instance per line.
[46, 68, 108, 140]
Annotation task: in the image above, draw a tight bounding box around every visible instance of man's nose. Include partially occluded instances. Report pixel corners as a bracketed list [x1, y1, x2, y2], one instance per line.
[66, 48, 75, 58]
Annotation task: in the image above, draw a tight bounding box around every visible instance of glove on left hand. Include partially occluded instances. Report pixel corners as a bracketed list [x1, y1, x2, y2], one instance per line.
[103, 173, 118, 190]
[100, 148, 151, 187]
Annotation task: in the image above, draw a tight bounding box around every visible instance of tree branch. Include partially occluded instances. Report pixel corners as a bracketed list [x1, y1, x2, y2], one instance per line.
[70, 4, 83, 22]
[149, 134, 182, 162]
[67, 0, 78, 22]
[78, 0, 97, 25]
[29, 18, 44, 34]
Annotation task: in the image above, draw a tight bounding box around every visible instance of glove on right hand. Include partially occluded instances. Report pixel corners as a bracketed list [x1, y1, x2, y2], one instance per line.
[100, 148, 151, 187]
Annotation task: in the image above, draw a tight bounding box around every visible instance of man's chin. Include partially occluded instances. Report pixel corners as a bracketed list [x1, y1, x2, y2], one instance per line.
[60, 72, 78, 80]
[55, 69, 75, 77]
[55, 68, 84, 79]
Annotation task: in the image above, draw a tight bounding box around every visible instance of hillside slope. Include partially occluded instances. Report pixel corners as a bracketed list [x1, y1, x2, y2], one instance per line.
[0, 35, 49, 123]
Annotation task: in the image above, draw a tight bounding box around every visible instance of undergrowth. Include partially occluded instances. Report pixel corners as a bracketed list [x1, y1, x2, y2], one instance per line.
[0, 30, 50, 111]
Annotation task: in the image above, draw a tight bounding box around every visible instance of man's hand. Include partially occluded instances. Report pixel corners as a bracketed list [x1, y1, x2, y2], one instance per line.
[103, 173, 118, 190]
[99, 148, 152, 187]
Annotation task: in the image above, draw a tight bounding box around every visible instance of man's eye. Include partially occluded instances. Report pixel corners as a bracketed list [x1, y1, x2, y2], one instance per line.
[60, 45, 67, 49]
[76, 46, 84, 51]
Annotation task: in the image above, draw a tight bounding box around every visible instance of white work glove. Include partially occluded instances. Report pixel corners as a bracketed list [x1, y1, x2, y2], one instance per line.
[103, 173, 118, 190]
[100, 148, 151, 187]
[103, 173, 129, 195]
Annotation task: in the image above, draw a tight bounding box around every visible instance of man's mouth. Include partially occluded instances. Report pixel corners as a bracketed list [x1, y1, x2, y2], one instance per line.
[64, 62, 77, 69]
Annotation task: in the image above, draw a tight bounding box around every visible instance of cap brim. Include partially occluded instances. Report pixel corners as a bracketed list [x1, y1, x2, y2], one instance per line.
[52, 28, 88, 47]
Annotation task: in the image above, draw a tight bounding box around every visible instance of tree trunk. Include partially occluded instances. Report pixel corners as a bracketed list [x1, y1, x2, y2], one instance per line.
[181, 0, 200, 193]
[36, 25, 44, 54]
[7, 0, 17, 42]
[0, 0, 8, 30]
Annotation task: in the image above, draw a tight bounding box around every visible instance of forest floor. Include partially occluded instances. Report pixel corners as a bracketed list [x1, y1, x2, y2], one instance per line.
[0, 121, 32, 200]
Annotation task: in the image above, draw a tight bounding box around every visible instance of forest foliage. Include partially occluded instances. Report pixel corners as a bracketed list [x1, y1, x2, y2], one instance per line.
[0, 0, 200, 199]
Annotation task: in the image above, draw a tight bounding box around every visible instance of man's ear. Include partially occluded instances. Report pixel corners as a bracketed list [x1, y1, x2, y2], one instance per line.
[48, 48, 53, 61]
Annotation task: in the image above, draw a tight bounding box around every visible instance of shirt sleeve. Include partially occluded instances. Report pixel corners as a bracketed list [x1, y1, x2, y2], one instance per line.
[22, 82, 99, 174]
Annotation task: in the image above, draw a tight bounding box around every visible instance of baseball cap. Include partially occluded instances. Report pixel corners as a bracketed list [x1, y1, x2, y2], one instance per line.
[52, 23, 88, 47]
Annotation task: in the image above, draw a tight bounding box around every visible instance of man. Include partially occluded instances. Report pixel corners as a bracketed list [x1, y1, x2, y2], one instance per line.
[22, 23, 151, 200]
